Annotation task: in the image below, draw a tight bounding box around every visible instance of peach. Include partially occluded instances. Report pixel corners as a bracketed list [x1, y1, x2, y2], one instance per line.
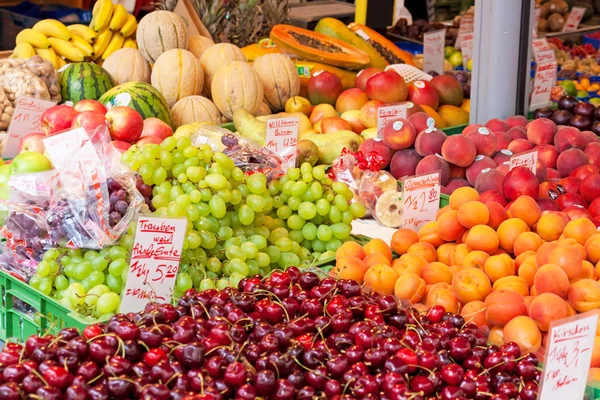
[382, 118, 417, 150]
[535, 160, 548, 184]
[446, 178, 471, 193]
[452, 268, 492, 303]
[449, 163, 466, 179]
[390, 149, 422, 179]
[359, 138, 392, 169]
[556, 193, 588, 210]
[502, 167, 539, 200]
[536, 144, 559, 169]
[335, 88, 369, 113]
[507, 138, 534, 154]
[571, 164, 599, 181]
[556, 148, 589, 178]
[534, 264, 570, 298]
[355, 67, 383, 91]
[554, 126, 586, 152]
[309, 103, 338, 125]
[496, 162, 510, 175]
[580, 172, 600, 203]
[503, 316, 542, 353]
[441, 135, 477, 168]
[495, 131, 512, 151]
[415, 154, 451, 185]
[568, 279, 600, 312]
[590, 197, 600, 217]
[581, 130, 598, 146]
[359, 100, 385, 128]
[484, 290, 528, 327]
[492, 149, 513, 165]
[414, 129, 447, 157]
[402, 101, 426, 117]
[563, 205, 594, 221]
[506, 126, 527, 140]
[465, 128, 497, 157]
[408, 112, 431, 133]
[526, 117, 557, 145]
[366, 71, 407, 103]
[505, 115, 528, 128]
[466, 156, 497, 186]
[585, 142, 600, 169]
[558, 175, 581, 194]
[480, 190, 508, 206]
[473, 169, 504, 194]
[462, 123, 482, 136]
[485, 118, 510, 133]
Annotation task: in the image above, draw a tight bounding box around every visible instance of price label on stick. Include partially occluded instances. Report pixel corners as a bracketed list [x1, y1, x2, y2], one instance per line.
[455, 15, 474, 49]
[539, 310, 598, 400]
[401, 171, 440, 232]
[423, 29, 446, 75]
[120, 217, 187, 313]
[461, 33, 474, 69]
[509, 149, 538, 174]
[562, 6, 586, 32]
[530, 60, 557, 110]
[532, 38, 554, 62]
[265, 116, 299, 170]
[376, 104, 407, 138]
[2, 96, 55, 159]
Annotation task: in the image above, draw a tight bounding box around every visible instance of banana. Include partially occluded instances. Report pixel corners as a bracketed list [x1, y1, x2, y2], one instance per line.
[67, 24, 97, 43]
[47, 37, 85, 62]
[92, 27, 113, 60]
[71, 34, 95, 58]
[11, 42, 35, 58]
[90, 0, 113, 32]
[109, 4, 128, 31]
[102, 32, 125, 60]
[15, 29, 50, 49]
[34, 47, 57, 69]
[55, 57, 67, 70]
[32, 19, 71, 41]
[123, 38, 137, 49]
[119, 14, 138, 37]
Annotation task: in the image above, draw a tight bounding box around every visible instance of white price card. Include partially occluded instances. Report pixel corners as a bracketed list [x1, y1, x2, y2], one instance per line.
[265, 116, 299, 170]
[401, 171, 440, 232]
[532, 38, 554, 62]
[509, 149, 538, 174]
[423, 29, 446, 75]
[120, 217, 187, 313]
[533, 8, 541, 38]
[539, 311, 599, 400]
[530, 60, 557, 110]
[562, 6, 586, 32]
[2, 96, 55, 159]
[455, 15, 474, 49]
[376, 104, 408, 138]
[42, 127, 98, 171]
[460, 33, 474, 69]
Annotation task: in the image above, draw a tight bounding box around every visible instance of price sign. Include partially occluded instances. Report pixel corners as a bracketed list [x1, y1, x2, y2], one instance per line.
[265, 116, 299, 170]
[562, 6, 586, 32]
[509, 149, 538, 174]
[539, 311, 598, 400]
[532, 38, 554, 62]
[460, 33, 474, 69]
[2, 96, 55, 159]
[42, 127, 99, 171]
[530, 60, 557, 110]
[376, 104, 408, 137]
[120, 217, 187, 313]
[455, 15, 474, 49]
[423, 29, 446, 75]
[401, 171, 440, 232]
[533, 8, 541, 38]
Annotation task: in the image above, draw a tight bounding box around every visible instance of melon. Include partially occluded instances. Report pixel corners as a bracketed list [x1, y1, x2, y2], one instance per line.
[256, 102, 272, 116]
[151, 49, 204, 107]
[253, 54, 300, 112]
[200, 43, 246, 97]
[58, 62, 114, 103]
[171, 95, 222, 128]
[211, 61, 264, 120]
[102, 48, 151, 85]
[188, 35, 214, 59]
[137, 10, 188, 63]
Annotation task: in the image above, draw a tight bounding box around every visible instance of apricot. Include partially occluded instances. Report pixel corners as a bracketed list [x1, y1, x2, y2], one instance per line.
[488, 326, 505, 347]
[422, 262, 454, 285]
[484, 254, 515, 283]
[461, 300, 488, 329]
[462, 250, 489, 269]
[518, 256, 538, 288]
[418, 222, 445, 248]
[390, 228, 419, 255]
[336, 241, 366, 260]
[484, 290, 528, 327]
[331, 256, 369, 283]
[507, 196, 541, 228]
[535, 242, 559, 267]
[523, 296, 535, 313]
[568, 279, 600, 312]
[426, 282, 450, 297]
[493, 276, 529, 297]
[536, 212, 568, 242]
[486, 202, 508, 230]
[586, 237, 600, 265]
[449, 187, 480, 210]
[457, 201, 490, 228]
[363, 238, 393, 262]
[497, 218, 530, 253]
[450, 244, 470, 266]
[407, 242, 437, 262]
[533, 264, 570, 298]
[437, 243, 457, 266]
[398, 253, 429, 276]
[591, 337, 600, 368]
[394, 272, 426, 303]
[465, 225, 500, 254]
[452, 267, 492, 303]
[364, 253, 392, 267]
[426, 287, 459, 314]
[503, 316, 542, 353]
[581, 260, 597, 280]
[513, 232, 544, 257]
[363, 264, 398, 295]
[528, 293, 569, 331]
[563, 217, 597, 245]
[548, 244, 583, 280]
[515, 250, 536, 273]
[436, 210, 466, 242]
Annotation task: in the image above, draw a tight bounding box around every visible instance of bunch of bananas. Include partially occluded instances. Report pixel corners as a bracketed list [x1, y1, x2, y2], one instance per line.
[11, 1, 138, 69]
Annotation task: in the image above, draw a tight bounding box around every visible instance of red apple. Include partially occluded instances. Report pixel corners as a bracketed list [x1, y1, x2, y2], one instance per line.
[105, 106, 144, 143]
[41, 105, 78, 136]
[355, 67, 384, 91]
[74, 99, 108, 115]
[135, 136, 163, 146]
[307, 71, 343, 106]
[112, 140, 132, 152]
[18, 133, 45, 154]
[71, 111, 109, 133]
[141, 117, 173, 140]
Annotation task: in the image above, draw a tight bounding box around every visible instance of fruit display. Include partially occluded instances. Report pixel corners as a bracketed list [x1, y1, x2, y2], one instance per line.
[389, 18, 459, 46]
[535, 95, 600, 132]
[536, 0, 589, 33]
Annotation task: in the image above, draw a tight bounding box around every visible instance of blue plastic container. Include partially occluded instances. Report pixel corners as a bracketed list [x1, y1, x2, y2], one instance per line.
[394, 41, 423, 55]
[583, 34, 600, 49]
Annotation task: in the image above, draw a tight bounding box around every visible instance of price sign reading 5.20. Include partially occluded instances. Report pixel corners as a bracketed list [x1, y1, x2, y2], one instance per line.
[402, 171, 440, 232]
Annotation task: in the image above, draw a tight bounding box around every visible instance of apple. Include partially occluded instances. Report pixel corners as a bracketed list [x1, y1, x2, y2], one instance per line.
[320, 117, 353, 134]
[41, 105, 78, 136]
[74, 99, 108, 115]
[10, 151, 53, 174]
[18, 133, 45, 154]
[112, 140, 132, 152]
[105, 106, 144, 143]
[141, 118, 172, 140]
[0, 165, 12, 185]
[71, 110, 109, 133]
[135, 136, 163, 146]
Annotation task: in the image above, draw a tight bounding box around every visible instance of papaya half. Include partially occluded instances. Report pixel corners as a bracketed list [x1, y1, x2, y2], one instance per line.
[347, 23, 415, 66]
[269, 24, 370, 70]
[241, 39, 282, 62]
[314, 18, 388, 69]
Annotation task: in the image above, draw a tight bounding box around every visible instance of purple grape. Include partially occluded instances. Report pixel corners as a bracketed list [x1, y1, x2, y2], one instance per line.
[221, 134, 239, 147]
[109, 189, 127, 204]
[138, 184, 152, 198]
[107, 177, 123, 192]
[109, 211, 122, 226]
[114, 200, 129, 215]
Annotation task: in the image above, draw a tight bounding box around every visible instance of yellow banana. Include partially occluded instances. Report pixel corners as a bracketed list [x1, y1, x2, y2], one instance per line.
[15, 29, 50, 49]
[109, 4, 128, 32]
[123, 38, 137, 49]
[90, 0, 113, 32]
[33, 19, 71, 41]
[119, 14, 138, 37]
[71, 34, 95, 58]
[92, 27, 113, 60]
[67, 24, 97, 44]
[56, 57, 67, 70]
[11, 42, 35, 58]
[34, 47, 57, 69]
[102, 32, 125, 60]
[47, 37, 85, 62]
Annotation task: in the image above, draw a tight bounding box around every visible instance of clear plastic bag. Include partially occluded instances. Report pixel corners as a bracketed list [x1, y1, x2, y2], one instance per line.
[358, 170, 403, 228]
[330, 148, 389, 204]
[0, 68, 51, 104]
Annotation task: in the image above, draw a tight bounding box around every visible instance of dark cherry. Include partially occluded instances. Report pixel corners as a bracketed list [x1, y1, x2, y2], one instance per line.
[36, 386, 63, 400]
[254, 369, 277, 396]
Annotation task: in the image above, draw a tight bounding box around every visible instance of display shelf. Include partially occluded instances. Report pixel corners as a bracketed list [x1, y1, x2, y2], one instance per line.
[544, 24, 600, 38]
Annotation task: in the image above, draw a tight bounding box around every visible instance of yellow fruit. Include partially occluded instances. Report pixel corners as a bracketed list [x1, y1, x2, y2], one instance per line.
[137, 11, 187, 63]
[199, 43, 246, 97]
[171, 96, 222, 128]
[150, 48, 204, 107]
[211, 61, 264, 120]
[102, 48, 151, 85]
[33, 19, 71, 41]
[252, 53, 300, 112]
[437, 105, 470, 127]
[16, 29, 50, 49]
[11, 42, 35, 58]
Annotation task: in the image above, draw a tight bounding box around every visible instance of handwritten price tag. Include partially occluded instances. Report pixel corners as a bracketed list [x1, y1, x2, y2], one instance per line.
[530, 60, 557, 110]
[423, 29, 446, 75]
[42, 127, 99, 171]
[265, 116, 299, 170]
[460, 33, 474, 69]
[533, 8, 541, 38]
[562, 6, 586, 32]
[539, 311, 598, 400]
[455, 15, 474, 49]
[509, 149, 538, 174]
[120, 217, 187, 313]
[376, 104, 407, 137]
[2, 96, 55, 159]
[402, 171, 440, 232]
[532, 38, 554, 62]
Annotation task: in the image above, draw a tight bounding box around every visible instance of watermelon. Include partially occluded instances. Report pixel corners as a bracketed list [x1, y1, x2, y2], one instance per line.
[98, 82, 173, 128]
[58, 62, 114, 103]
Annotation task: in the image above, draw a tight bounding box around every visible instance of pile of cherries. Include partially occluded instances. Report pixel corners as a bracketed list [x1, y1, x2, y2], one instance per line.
[0, 268, 541, 399]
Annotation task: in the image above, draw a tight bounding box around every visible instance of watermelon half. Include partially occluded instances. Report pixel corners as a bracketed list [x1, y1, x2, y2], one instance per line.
[99, 82, 173, 128]
[58, 62, 114, 103]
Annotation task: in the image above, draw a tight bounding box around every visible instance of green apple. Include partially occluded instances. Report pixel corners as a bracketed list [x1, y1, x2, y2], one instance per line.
[0, 165, 11, 185]
[444, 46, 456, 58]
[449, 52, 463, 67]
[10, 151, 53, 174]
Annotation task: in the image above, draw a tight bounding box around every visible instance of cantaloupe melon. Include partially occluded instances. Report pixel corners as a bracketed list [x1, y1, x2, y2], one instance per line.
[211, 61, 264, 120]
[102, 48, 151, 85]
[171, 95, 222, 128]
[200, 43, 246, 97]
[252, 54, 300, 112]
[256, 101, 272, 116]
[151, 49, 204, 108]
[137, 11, 188, 63]
[188, 35, 214, 59]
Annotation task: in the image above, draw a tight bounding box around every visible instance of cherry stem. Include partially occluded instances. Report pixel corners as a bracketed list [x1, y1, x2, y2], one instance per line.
[30, 368, 48, 386]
